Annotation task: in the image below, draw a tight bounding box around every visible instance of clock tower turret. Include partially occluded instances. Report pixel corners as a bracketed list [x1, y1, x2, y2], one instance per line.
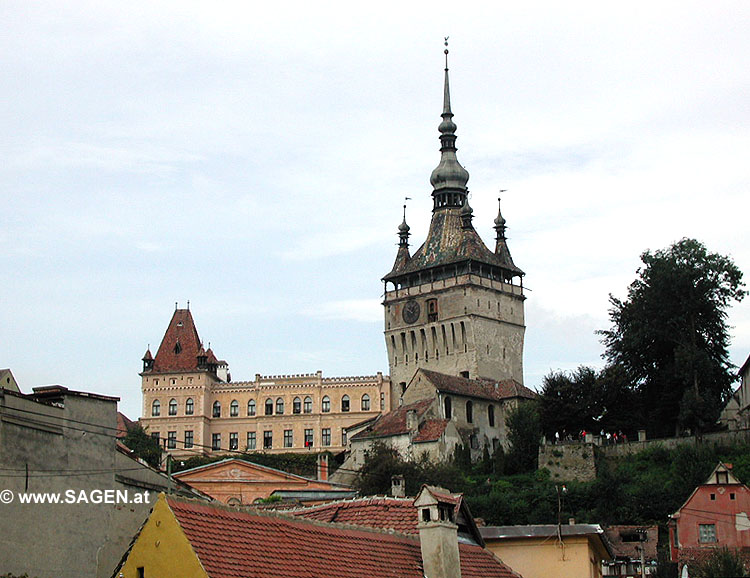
[382, 44, 526, 403]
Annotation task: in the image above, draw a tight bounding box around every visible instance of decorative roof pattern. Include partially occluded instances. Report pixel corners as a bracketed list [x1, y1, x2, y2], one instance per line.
[165, 496, 519, 578]
[384, 209, 524, 281]
[151, 309, 203, 373]
[418, 369, 537, 402]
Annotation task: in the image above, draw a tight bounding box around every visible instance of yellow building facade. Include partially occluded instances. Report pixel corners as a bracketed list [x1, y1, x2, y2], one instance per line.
[139, 307, 391, 458]
[480, 525, 612, 578]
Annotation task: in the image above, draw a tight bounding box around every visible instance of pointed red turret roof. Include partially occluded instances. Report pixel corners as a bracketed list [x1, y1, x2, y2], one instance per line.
[151, 309, 203, 373]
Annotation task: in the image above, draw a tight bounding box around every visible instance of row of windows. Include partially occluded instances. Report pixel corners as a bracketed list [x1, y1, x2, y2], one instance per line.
[152, 429, 346, 451]
[151, 394, 373, 417]
[443, 396, 496, 427]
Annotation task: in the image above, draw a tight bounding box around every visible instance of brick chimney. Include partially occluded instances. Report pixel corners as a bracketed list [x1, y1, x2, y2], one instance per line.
[414, 486, 461, 578]
[317, 453, 329, 482]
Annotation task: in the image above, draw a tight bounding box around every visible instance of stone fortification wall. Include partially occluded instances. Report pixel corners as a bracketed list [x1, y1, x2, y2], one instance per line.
[538, 442, 597, 482]
[597, 428, 750, 458]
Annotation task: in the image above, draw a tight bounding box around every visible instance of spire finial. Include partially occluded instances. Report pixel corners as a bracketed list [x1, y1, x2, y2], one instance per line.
[398, 198, 411, 247]
[494, 191, 508, 241]
[175, 301, 178, 311]
[430, 37, 469, 206]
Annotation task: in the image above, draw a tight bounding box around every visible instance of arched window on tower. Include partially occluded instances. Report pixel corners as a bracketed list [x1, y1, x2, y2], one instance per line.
[488, 404, 495, 427]
[304, 396, 312, 413]
[275, 398, 284, 415]
[185, 398, 194, 415]
[361, 394, 370, 411]
[466, 400, 473, 423]
[322, 396, 331, 413]
[264, 398, 273, 416]
[151, 399, 161, 417]
[212, 401, 221, 418]
[444, 396, 452, 420]
[293, 397, 301, 414]
[230, 400, 239, 417]
[341, 395, 350, 412]
[247, 399, 256, 416]
[168, 398, 177, 416]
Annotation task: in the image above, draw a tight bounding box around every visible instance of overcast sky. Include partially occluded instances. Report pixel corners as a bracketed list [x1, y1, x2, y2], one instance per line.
[2, 1, 749, 420]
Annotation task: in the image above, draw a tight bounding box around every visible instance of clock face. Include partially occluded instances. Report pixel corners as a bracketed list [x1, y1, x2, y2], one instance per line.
[402, 300, 421, 324]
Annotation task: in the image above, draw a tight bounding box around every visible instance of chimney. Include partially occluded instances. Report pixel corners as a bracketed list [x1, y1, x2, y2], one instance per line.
[414, 486, 461, 578]
[391, 475, 405, 498]
[406, 409, 418, 434]
[317, 453, 329, 482]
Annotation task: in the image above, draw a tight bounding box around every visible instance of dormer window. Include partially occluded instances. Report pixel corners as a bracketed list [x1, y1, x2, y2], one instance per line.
[173, 341, 182, 355]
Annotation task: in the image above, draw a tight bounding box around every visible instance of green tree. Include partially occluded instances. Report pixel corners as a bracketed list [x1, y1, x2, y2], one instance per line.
[690, 546, 748, 578]
[600, 239, 745, 437]
[505, 402, 541, 474]
[121, 424, 162, 469]
[538, 366, 601, 440]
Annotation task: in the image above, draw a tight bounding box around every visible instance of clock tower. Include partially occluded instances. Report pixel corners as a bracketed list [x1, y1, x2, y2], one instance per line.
[382, 47, 526, 402]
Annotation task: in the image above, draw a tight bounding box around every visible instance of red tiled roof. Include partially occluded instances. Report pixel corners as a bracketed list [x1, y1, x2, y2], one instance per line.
[165, 496, 519, 578]
[413, 419, 449, 443]
[350, 399, 433, 441]
[151, 309, 204, 373]
[116, 412, 134, 438]
[419, 369, 537, 402]
[291, 497, 419, 534]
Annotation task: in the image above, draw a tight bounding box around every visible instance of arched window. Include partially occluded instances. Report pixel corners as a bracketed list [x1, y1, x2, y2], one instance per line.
[230, 400, 239, 417]
[488, 404, 495, 427]
[361, 394, 370, 411]
[212, 401, 221, 418]
[265, 398, 273, 416]
[276, 398, 285, 415]
[168, 398, 177, 416]
[303, 396, 312, 414]
[322, 396, 330, 413]
[247, 399, 256, 416]
[293, 397, 302, 414]
[341, 395, 350, 412]
[151, 399, 161, 417]
[444, 396, 452, 420]
[466, 400, 473, 423]
[185, 398, 194, 415]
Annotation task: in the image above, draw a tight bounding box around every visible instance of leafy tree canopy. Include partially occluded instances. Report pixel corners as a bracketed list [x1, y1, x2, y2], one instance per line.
[690, 546, 749, 578]
[538, 365, 640, 440]
[600, 238, 745, 437]
[121, 424, 162, 469]
[505, 402, 542, 474]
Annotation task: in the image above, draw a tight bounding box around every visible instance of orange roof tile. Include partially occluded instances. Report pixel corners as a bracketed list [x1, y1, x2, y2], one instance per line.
[165, 496, 518, 578]
[350, 399, 433, 441]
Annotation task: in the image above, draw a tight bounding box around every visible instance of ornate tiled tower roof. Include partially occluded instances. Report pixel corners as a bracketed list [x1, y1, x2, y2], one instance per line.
[383, 44, 523, 287]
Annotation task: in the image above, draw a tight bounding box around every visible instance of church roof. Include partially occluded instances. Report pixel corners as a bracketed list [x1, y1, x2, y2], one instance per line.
[151, 308, 203, 373]
[417, 369, 537, 402]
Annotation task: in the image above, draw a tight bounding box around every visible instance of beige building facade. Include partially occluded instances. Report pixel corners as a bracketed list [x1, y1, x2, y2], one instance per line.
[140, 307, 391, 458]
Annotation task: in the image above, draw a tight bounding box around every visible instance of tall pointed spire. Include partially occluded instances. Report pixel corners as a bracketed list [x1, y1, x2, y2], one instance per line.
[430, 38, 469, 210]
[494, 196, 507, 242]
[398, 203, 411, 247]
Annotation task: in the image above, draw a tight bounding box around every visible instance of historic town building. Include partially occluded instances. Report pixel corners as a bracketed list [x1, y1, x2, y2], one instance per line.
[140, 307, 391, 458]
[334, 47, 534, 482]
[382, 49, 526, 400]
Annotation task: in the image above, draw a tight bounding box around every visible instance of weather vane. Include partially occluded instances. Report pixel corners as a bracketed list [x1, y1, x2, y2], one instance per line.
[444, 36, 449, 68]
